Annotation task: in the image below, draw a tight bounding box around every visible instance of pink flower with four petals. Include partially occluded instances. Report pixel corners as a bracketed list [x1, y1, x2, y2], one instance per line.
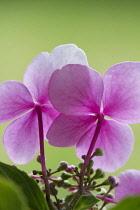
[0, 44, 88, 164]
[47, 62, 140, 172]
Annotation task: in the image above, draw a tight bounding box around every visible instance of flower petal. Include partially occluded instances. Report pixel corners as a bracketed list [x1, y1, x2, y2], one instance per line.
[41, 103, 59, 140]
[0, 81, 34, 123]
[24, 44, 88, 104]
[76, 119, 134, 172]
[23, 52, 50, 104]
[115, 169, 140, 202]
[3, 109, 39, 164]
[103, 62, 140, 124]
[49, 44, 88, 69]
[49, 64, 103, 115]
[47, 114, 97, 147]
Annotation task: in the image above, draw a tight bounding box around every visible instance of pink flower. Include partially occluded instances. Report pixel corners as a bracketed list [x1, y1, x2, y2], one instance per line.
[115, 169, 140, 201]
[47, 62, 140, 172]
[0, 44, 88, 164]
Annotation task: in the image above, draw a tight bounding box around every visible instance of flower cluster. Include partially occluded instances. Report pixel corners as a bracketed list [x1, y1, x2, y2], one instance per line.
[1, 44, 140, 209]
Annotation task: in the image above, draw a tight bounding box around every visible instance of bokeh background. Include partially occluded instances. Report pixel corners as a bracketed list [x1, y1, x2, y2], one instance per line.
[0, 0, 140, 199]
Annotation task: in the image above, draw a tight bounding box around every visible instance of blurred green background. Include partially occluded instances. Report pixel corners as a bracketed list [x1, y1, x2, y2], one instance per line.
[0, 0, 140, 193]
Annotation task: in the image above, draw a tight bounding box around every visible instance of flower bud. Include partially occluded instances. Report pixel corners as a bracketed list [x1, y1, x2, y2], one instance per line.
[66, 165, 75, 173]
[61, 172, 73, 180]
[92, 148, 104, 157]
[37, 154, 42, 163]
[49, 182, 58, 196]
[32, 170, 42, 175]
[93, 168, 105, 179]
[95, 188, 102, 192]
[53, 177, 64, 187]
[81, 155, 86, 160]
[32, 170, 38, 175]
[96, 187, 107, 194]
[91, 181, 97, 186]
[63, 180, 73, 188]
[78, 163, 84, 169]
[108, 175, 120, 186]
[102, 179, 111, 186]
[57, 161, 68, 171]
[74, 167, 78, 173]
[90, 168, 94, 174]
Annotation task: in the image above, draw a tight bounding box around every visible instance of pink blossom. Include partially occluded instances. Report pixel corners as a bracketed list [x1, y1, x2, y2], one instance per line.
[47, 62, 140, 172]
[0, 44, 88, 164]
[115, 169, 140, 202]
[66, 165, 75, 173]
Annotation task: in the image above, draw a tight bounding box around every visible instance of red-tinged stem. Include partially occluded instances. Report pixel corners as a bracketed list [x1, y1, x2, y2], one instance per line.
[79, 113, 104, 192]
[67, 113, 104, 210]
[35, 104, 56, 210]
[97, 195, 116, 204]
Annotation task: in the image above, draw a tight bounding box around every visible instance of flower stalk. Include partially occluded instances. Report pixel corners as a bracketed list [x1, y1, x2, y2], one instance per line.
[67, 113, 104, 209]
[79, 113, 104, 192]
[35, 104, 56, 210]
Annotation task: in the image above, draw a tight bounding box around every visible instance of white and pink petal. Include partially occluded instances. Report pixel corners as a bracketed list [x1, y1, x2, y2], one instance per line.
[49, 44, 88, 70]
[47, 114, 97, 147]
[3, 110, 39, 164]
[23, 52, 50, 104]
[103, 62, 140, 124]
[24, 44, 88, 104]
[41, 103, 59, 140]
[76, 119, 134, 172]
[115, 169, 140, 202]
[0, 81, 34, 123]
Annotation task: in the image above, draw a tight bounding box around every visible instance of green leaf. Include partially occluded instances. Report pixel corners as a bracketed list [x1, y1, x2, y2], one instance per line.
[74, 194, 100, 210]
[111, 196, 140, 210]
[0, 162, 49, 210]
[0, 176, 29, 210]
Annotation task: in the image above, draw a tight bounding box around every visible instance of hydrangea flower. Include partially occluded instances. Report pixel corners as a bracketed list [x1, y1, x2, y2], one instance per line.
[0, 44, 88, 164]
[47, 62, 140, 172]
[115, 169, 140, 202]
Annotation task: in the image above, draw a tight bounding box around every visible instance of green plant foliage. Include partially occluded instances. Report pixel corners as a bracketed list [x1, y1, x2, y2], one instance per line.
[74, 194, 100, 210]
[0, 176, 29, 210]
[111, 196, 140, 210]
[0, 162, 49, 210]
